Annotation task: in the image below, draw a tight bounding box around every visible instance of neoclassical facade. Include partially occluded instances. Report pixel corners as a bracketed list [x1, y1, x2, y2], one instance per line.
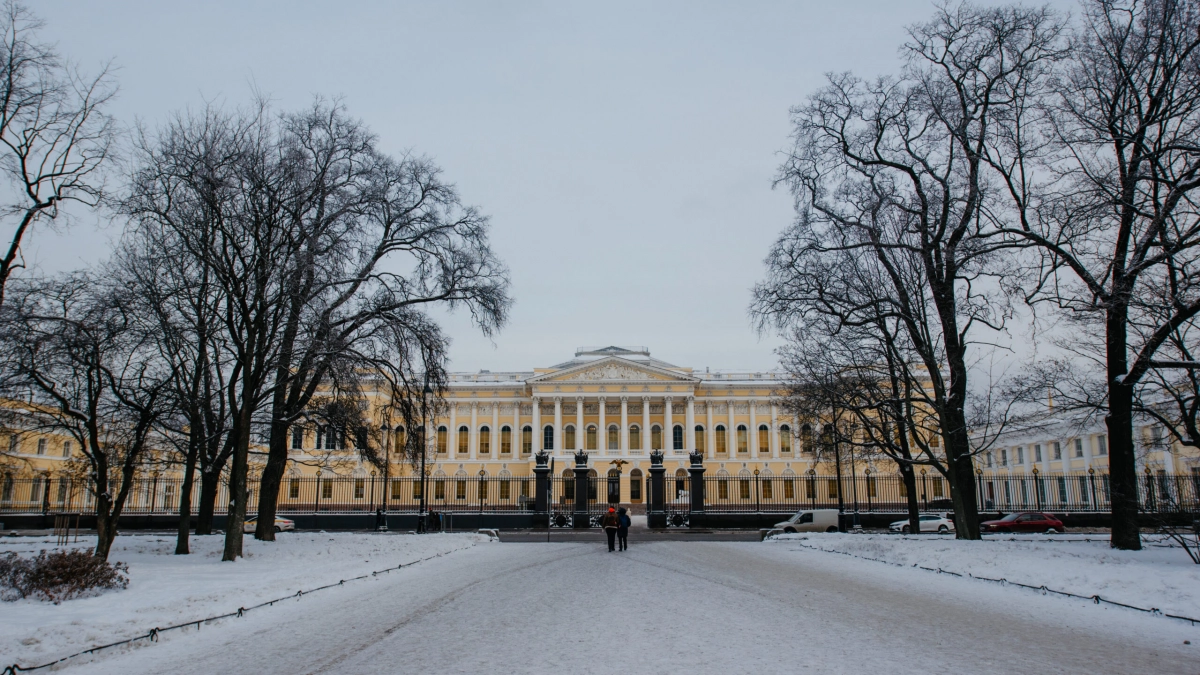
[389, 346, 805, 482]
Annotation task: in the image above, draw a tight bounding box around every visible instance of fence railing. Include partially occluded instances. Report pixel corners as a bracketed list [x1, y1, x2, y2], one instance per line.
[2, 472, 1197, 516]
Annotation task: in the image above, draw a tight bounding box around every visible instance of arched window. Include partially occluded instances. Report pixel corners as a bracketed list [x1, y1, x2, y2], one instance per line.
[801, 423, 813, 454]
[737, 425, 748, 453]
[651, 425, 662, 450]
[479, 426, 491, 454]
[695, 425, 705, 452]
[672, 424, 684, 450]
[458, 426, 469, 454]
[758, 424, 769, 453]
[674, 468, 687, 499]
[291, 426, 304, 450]
[607, 425, 619, 450]
[629, 468, 643, 501]
[437, 426, 448, 454]
[501, 425, 512, 454]
[715, 425, 727, 454]
[629, 424, 641, 450]
[564, 425, 576, 450]
[562, 469, 575, 499]
[522, 426, 533, 454]
[606, 468, 621, 503]
[586, 424, 597, 450]
[779, 424, 791, 453]
[543, 425, 554, 450]
[395, 425, 407, 450]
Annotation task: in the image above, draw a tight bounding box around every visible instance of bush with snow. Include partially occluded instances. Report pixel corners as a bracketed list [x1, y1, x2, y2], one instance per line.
[0, 550, 129, 604]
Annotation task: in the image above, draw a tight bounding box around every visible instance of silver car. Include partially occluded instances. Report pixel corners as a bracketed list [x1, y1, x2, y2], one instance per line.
[889, 514, 954, 534]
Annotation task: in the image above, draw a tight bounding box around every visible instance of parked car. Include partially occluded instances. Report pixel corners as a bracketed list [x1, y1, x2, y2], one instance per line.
[980, 512, 1065, 534]
[774, 509, 840, 533]
[889, 514, 956, 534]
[243, 516, 295, 533]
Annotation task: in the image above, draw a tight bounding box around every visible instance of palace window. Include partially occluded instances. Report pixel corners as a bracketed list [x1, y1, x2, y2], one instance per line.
[437, 426, 448, 454]
[322, 479, 333, 499]
[413, 480, 423, 499]
[780, 425, 791, 453]
[522, 426, 533, 454]
[563, 470, 575, 499]
[1097, 434, 1107, 455]
[608, 425, 619, 450]
[354, 478, 365, 499]
[395, 426, 406, 450]
[1074, 438, 1084, 458]
[62, 440, 71, 458]
[435, 479, 446, 500]
[1053, 441, 1062, 460]
[392, 479, 404, 500]
[806, 477, 816, 499]
[630, 469, 642, 501]
[456, 479, 467, 500]
[762, 479, 773, 499]
[739, 477, 750, 499]
[289, 479, 300, 499]
[695, 425, 705, 452]
[501, 426, 512, 455]
[672, 425, 683, 450]
[291, 427, 304, 450]
[543, 425, 555, 450]
[564, 425, 576, 450]
[758, 425, 769, 453]
[479, 478, 488, 500]
[676, 469, 687, 499]
[458, 426, 469, 454]
[586, 425, 597, 451]
[36, 438, 46, 455]
[737, 425, 748, 453]
[500, 480, 511, 500]
[479, 426, 491, 454]
[1000, 448, 1008, 465]
[629, 425, 641, 449]
[867, 476, 877, 498]
[783, 478, 795, 499]
[932, 477, 945, 497]
[828, 479, 839, 499]
[651, 425, 662, 450]
[718, 479, 729, 499]
[801, 424, 813, 454]
[715, 425, 727, 454]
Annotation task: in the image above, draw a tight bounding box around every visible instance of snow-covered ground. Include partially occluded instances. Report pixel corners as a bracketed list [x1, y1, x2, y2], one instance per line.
[768, 532, 1200, 619]
[0, 531, 487, 668]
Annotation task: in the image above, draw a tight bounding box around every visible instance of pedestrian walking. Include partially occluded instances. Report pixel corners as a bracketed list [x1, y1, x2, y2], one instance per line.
[601, 506, 619, 551]
[617, 506, 631, 551]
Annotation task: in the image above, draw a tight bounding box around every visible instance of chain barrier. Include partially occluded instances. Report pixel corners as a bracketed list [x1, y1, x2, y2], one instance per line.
[784, 539, 1200, 628]
[2, 542, 476, 675]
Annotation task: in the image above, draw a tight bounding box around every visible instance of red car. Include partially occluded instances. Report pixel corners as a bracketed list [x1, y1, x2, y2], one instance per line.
[980, 512, 1066, 534]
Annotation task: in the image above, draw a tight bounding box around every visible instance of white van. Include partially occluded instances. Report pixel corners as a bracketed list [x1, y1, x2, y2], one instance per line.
[774, 509, 840, 533]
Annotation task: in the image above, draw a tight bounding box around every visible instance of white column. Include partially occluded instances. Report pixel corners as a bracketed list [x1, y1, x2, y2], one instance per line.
[448, 404, 457, 457]
[727, 399, 736, 455]
[706, 401, 715, 459]
[749, 401, 758, 455]
[620, 396, 629, 453]
[642, 396, 651, 451]
[490, 403, 499, 459]
[532, 397, 541, 454]
[513, 400, 521, 455]
[553, 397, 562, 455]
[685, 396, 695, 453]
[664, 396, 674, 451]
[598, 396, 607, 453]
[469, 403, 478, 460]
[575, 396, 584, 451]
[771, 403, 780, 459]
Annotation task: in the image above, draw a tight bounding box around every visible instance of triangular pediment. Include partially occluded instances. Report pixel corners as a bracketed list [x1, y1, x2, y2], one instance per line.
[528, 356, 697, 384]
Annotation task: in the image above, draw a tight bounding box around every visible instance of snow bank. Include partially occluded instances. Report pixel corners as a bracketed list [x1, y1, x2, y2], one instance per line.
[767, 533, 1200, 619]
[0, 531, 484, 667]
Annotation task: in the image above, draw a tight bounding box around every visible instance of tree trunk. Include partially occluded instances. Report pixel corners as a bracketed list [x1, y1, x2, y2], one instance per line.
[255, 414, 290, 542]
[222, 392, 254, 561]
[902, 465, 920, 533]
[195, 469, 219, 535]
[174, 433, 200, 555]
[93, 494, 116, 561]
[1107, 304, 1142, 550]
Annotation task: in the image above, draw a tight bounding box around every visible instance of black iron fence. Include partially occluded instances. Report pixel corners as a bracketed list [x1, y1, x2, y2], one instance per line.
[2, 471, 1197, 517]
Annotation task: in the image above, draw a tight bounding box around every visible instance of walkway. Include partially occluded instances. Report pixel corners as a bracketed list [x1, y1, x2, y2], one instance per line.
[70, 539, 1195, 674]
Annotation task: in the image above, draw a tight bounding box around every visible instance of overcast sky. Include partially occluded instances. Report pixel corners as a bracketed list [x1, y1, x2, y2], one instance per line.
[32, 1, 1004, 373]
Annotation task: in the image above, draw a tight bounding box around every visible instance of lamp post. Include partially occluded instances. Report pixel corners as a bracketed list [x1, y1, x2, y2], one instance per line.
[1088, 467, 1097, 509]
[753, 468, 761, 514]
[419, 375, 432, 533]
[920, 468, 928, 511]
[806, 468, 816, 509]
[976, 467, 984, 512]
[478, 468, 486, 518]
[1032, 467, 1041, 510]
[864, 467, 872, 514]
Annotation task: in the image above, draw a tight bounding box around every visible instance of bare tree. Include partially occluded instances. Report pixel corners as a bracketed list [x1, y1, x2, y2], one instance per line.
[997, 0, 1200, 550]
[756, 4, 1061, 538]
[0, 274, 175, 560]
[0, 1, 116, 307]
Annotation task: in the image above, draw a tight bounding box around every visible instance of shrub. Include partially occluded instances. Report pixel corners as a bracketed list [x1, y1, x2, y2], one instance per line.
[0, 549, 128, 603]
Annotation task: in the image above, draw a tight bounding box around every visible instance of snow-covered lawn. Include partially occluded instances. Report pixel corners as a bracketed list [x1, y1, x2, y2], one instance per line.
[0, 531, 486, 668]
[768, 532, 1200, 619]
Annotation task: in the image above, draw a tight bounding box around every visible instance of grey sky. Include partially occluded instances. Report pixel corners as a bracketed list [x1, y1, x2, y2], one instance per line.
[33, 1, 954, 373]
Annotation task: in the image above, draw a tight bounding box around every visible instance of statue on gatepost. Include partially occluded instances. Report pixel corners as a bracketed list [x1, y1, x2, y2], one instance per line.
[689, 450, 703, 467]
[649, 449, 664, 467]
[574, 450, 589, 467]
[535, 450, 549, 467]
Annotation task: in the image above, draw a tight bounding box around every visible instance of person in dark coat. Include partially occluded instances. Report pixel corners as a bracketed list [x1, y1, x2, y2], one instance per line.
[617, 506, 631, 551]
[601, 506, 619, 551]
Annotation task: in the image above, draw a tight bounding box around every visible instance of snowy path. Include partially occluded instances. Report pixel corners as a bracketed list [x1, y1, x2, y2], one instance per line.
[59, 541, 1196, 674]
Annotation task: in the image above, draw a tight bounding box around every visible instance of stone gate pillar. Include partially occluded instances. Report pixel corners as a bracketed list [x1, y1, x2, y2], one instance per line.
[648, 450, 666, 528]
[533, 450, 550, 528]
[688, 451, 706, 527]
[573, 451, 590, 529]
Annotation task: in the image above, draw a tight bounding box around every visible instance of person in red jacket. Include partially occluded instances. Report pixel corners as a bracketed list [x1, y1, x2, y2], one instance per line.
[601, 507, 619, 551]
